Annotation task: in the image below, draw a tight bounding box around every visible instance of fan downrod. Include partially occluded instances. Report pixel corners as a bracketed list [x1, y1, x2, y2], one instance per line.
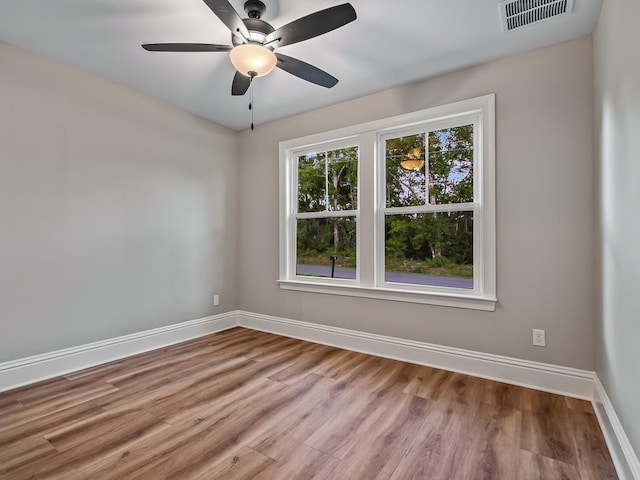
[244, 0, 266, 19]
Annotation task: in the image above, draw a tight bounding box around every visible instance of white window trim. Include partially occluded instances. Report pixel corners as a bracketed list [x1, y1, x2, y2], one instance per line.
[279, 94, 496, 311]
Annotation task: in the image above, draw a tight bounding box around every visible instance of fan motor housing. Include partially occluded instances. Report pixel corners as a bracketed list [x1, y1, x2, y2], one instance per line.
[232, 18, 275, 46]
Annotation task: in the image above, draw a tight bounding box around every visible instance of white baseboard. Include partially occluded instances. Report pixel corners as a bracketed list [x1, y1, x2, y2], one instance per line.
[592, 376, 640, 480]
[236, 311, 595, 400]
[1, 309, 595, 399]
[0, 311, 238, 393]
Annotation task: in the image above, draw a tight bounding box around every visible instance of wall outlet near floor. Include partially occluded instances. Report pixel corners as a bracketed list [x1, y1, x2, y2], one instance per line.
[532, 329, 545, 347]
[213, 295, 220, 306]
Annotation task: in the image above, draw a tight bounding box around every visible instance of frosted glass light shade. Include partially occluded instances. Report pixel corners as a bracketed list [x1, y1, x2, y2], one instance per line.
[400, 159, 425, 171]
[400, 148, 424, 171]
[229, 44, 277, 77]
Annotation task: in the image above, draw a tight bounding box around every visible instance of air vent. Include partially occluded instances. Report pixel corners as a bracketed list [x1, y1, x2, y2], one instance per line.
[499, 0, 574, 31]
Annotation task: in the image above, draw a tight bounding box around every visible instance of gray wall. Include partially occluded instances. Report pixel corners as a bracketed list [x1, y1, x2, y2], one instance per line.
[594, 0, 640, 458]
[238, 37, 597, 370]
[0, 41, 238, 362]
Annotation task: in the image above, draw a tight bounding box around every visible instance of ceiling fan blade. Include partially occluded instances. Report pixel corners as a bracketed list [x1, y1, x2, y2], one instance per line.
[276, 53, 338, 88]
[231, 71, 252, 96]
[142, 43, 232, 52]
[266, 3, 356, 48]
[201, 0, 250, 39]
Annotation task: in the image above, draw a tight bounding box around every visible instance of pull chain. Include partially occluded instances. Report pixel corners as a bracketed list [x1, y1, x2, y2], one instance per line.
[248, 72, 256, 131]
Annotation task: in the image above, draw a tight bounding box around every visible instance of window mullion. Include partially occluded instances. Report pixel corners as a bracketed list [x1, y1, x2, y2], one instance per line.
[357, 131, 377, 287]
[425, 131, 430, 207]
[324, 151, 329, 213]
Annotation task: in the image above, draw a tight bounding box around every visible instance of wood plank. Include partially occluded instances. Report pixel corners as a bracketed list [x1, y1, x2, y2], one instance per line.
[0, 435, 55, 475]
[0, 400, 105, 448]
[0, 375, 69, 401]
[44, 410, 170, 452]
[312, 348, 369, 379]
[256, 444, 341, 480]
[0, 398, 25, 431]
[403, 364, 453, 398]
[435, 371, 487, 406]
[568, 408, 618, 479]
[192, 446, 276, 480]
[202, 335, 277, 358]
[304, 386, 402, 459]
[240, 333, 307, 360]
[449, 403, 522, 479]
[161, 376, 289, 426]
[357, 358, 423, 393]
[483, 378, 527, 411]
[327, 392, 430, 479]
[565, 396, 595, 413]
[518, 449, 581, 480]
[248, 378, 359, 460]
[16, 377, 116, 407]
[389, 398, 481, 479]
[337, 354, 394, 390]
[520, 390, 579, 466]
[0, 381, 119, 433]
[267, 344, 344, 384]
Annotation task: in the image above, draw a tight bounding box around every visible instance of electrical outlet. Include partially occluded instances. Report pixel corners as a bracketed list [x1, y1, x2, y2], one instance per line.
[533, 329, 545, 347]
[214, 295, 220, 306]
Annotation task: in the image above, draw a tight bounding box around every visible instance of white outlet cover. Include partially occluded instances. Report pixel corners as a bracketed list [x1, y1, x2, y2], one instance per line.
[533, 329, 546, 347]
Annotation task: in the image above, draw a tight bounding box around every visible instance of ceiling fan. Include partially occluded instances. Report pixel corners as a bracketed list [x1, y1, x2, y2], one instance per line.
[142, 0, 357, 96]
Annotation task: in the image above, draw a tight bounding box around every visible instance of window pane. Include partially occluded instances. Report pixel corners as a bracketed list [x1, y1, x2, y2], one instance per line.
[385, 212, 473, 289]
[385, 134, 426, 207]
[428, 125, 473, 205]
[296, 217, 356, 279]
[298, 153, 326, 213]
[327, 147, 358, 211]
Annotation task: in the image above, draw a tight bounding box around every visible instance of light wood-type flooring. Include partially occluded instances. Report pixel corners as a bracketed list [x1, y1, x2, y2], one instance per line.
[0, 327, 616, 479]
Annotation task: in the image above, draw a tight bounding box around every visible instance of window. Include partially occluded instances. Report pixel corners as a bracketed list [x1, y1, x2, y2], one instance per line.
[296, 144, 359, 280]
[279, 95, 496, 311]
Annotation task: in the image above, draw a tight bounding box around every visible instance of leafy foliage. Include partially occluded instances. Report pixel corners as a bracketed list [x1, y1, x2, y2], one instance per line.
[298, 147, 358, 213]
[385, 212, 473, 275]
[297, 147, 358, 262]
[296, 217, 356, 256]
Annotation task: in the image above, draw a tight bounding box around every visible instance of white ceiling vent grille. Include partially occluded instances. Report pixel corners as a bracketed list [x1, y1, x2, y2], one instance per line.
[499, 0, 575, 31]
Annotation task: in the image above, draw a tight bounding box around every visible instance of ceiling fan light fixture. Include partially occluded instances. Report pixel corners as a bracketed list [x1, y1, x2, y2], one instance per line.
[400, 159, 425, 171]
[229, 43, 277, 77]
[400, 147, 425, 171]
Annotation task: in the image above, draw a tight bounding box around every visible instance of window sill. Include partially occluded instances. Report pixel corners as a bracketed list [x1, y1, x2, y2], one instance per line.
[278, 279, 497, 311]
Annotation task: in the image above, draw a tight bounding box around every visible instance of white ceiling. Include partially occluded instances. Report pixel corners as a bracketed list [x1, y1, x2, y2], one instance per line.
[0, 0, 602, 130]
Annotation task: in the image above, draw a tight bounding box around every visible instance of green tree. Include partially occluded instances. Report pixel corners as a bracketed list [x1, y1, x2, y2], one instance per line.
[297, 147, 358, 262]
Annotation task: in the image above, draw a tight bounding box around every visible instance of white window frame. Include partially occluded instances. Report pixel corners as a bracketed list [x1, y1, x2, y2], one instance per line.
[288, 139, 362, 285]
[279, 94, 496, 311]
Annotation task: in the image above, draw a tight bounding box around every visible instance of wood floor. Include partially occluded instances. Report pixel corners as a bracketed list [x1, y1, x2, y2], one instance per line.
[0, 328, 616, 479]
